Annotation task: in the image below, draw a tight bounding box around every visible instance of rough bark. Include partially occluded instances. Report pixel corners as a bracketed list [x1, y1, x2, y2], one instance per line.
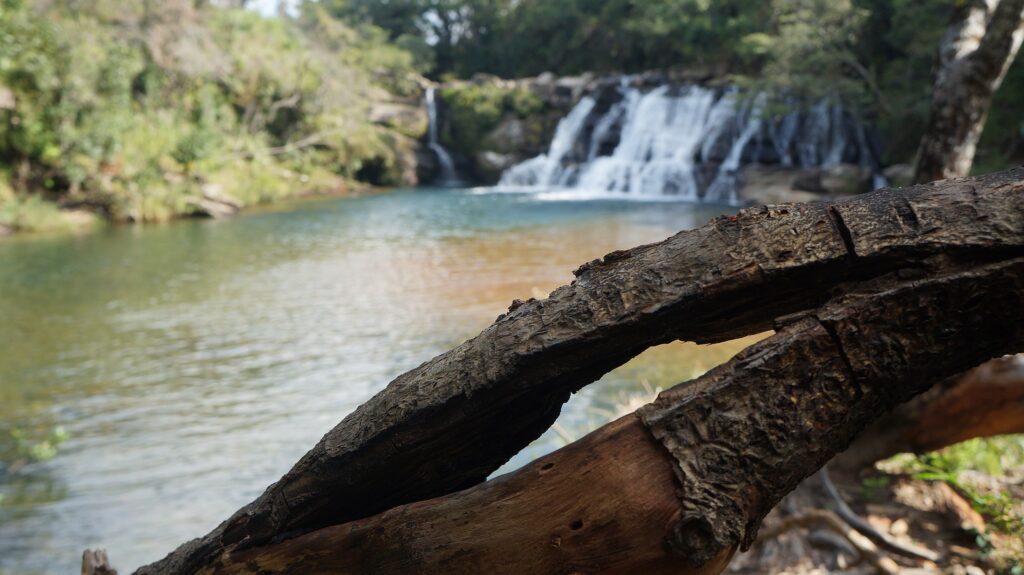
[914, 0, 1024, 183]
[136, 168, 1024, 575]
[187, 257, 1024, 575]
[834, 353, 1024, 471]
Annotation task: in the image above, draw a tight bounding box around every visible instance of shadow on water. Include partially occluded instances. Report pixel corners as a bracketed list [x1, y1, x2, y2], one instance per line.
[0, 188, 743, 573]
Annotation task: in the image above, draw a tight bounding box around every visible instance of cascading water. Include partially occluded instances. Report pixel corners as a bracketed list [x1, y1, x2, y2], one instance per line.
[426, 87, 458, 185]
[499, 81, 883, 203]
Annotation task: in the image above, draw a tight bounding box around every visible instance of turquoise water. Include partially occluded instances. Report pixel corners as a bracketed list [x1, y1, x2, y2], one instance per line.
[0, 188, 740, 573]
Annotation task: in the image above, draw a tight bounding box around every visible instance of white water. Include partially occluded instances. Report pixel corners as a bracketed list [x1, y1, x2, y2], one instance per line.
[426, 88, 458, 184]
[499, 82, 883, 202]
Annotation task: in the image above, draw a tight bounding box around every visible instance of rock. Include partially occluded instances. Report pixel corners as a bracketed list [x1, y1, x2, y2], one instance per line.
[476, 151, 518, 182]
[883, 163, 915, 187]
[888, 517, 909, 537]
[0, 222, 13, 237]
[189, 184, 243, 219]
[415, 144, 438, 185]
[485, 118, 529, 154]
[369, 102, 428, 139]
[820, 164, 873, 196]
[62, 209, 98, 230]
[0, 85, 14, 110]
[792, 169, 826, 194]
[739, 166, 824, 205]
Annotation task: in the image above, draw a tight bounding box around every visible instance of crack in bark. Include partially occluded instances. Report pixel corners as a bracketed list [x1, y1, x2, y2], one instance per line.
[640, 257, 1024, 569]
[827, 206, 858, 260]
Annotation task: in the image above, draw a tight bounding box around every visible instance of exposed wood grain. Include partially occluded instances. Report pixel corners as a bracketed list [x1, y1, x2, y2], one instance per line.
[202, 415, 733, 575]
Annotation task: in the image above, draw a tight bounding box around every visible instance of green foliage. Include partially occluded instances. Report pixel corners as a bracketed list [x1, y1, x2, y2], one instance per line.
[439, 83, 544, 152]
[326, 0, 1024, 168]
[889, 436, 1024, 537]
[0, 0, 420, 226]
[0, 194, 72, 232]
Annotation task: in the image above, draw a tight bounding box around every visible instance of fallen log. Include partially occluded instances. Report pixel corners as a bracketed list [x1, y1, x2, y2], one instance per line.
[135, 168, 1024, 574]
[195, 257, 1024, 574]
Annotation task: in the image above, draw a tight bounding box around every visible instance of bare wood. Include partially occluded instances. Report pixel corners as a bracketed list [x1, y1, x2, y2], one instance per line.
[203, 416, 733, 575]
[835, 354, 1024, 471]
[177, 257, 1024, 575]
[82, 550, 118, 575]
[136, 169, 1024, 575]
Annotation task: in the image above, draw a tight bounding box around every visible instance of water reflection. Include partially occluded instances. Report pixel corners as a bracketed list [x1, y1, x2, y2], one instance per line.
[0, 188, 743, 573]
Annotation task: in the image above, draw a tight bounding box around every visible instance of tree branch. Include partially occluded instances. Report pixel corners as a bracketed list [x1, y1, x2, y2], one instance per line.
[134, 168, 1024, 575]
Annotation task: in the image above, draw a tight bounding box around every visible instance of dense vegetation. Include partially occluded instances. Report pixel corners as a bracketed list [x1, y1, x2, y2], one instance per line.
[334, 0, 1024, 169]
[0, 0, 425, 232]
[2, 0, 1023, 233]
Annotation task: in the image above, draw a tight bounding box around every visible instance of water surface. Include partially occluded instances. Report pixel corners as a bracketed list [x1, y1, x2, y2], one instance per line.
[0, 188, 749, 573]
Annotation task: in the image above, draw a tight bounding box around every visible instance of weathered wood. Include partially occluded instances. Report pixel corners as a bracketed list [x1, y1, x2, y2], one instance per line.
[202, 415, 734, 575]
[189, 257, 1024, 574]
[136, 168, 1024, 575]
[834, 353, 1024, 471]
[914, 0, 1024, 183]
[639, 257, 1024, 566]
[82, 550, 118, 575]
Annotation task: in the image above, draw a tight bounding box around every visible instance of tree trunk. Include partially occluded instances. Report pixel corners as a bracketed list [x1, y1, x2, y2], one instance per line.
[195, 256, 1024, 574]
[834, 353, 1024, 471]
[914, 0, 1024, 184]
[134, 168, 1024, 575]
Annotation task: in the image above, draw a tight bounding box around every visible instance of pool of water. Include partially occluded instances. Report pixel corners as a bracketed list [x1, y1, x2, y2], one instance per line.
[0, 188, 751, 574]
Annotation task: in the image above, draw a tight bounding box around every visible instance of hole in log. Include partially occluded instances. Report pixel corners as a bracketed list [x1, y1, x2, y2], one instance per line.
[541, 463, 554, 471]
[570, 519, 584, 530]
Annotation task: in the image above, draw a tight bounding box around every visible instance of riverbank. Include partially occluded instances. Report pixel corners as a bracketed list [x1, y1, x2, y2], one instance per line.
[0, 1, 441, 239]
[0, 176, 392, 240]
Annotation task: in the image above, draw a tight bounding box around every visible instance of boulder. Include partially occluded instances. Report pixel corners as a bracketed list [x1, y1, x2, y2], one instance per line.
[820, 163, 873, 196]
[739, 166, 823, 205]
[189, 184, 243, 219]
[882, 163, 915, 187]
[484, 118, 529, 154]
[792, 169, 826, 194]
[0, 85, 14, 110]
[475, 151, 519, 182]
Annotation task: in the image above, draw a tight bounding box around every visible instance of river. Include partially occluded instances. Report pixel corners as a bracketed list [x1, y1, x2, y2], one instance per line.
[0, 188, 751, 574]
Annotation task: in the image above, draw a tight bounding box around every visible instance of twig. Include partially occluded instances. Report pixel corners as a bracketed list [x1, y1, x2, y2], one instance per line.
[759, 508, 901, 574]
[819, 467, 941, 563]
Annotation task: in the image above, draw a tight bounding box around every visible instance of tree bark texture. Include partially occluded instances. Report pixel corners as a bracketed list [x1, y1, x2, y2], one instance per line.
[834, 353, 1024, 471]
[914, 0, 1024, 183]
[196, 256, 1024, 574]
[136, 168, 1024, 575]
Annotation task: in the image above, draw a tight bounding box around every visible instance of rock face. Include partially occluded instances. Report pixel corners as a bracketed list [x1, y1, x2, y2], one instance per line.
[432, 70, 732, 186]
[369, 102, 429, 140]
[189, 184, 243, 219]
[740, 165, 874, 205]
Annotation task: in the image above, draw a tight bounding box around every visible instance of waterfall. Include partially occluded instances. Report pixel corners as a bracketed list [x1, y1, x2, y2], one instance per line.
[426, 88, 458, 185]
[498, 81, 882, 202]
